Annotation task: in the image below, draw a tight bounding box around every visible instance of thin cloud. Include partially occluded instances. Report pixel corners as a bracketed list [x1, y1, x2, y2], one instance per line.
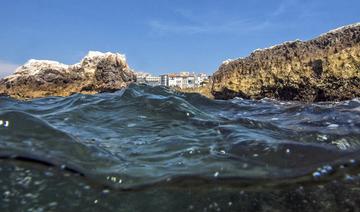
[0, 60, 19, 79]
[148, 19, 272, 35]
[148, 5, 295, 36]
[271, 0, 299, 17]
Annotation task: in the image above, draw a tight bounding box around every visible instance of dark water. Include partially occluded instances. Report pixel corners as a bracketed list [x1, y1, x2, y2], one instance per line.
[1, 84, 360, 211]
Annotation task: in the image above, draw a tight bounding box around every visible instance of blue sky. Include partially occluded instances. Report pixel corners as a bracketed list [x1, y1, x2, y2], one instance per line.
[0, 0, 359, 77]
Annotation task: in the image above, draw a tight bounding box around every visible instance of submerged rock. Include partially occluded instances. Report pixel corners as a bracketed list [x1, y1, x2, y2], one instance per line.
[0, 51, 136, 99]
[211, 23, 360, 102]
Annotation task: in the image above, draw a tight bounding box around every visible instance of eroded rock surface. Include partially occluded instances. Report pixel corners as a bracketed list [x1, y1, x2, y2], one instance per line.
[0, 51, 136, 99]
[211, 23, 360, 102]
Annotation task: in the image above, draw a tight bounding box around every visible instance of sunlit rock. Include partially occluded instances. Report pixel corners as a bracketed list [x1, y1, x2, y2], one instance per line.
[0, 51, 136, 99]
[211, 23, 360, 102]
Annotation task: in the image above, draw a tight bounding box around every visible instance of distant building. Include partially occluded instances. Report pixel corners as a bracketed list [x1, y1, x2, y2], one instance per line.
[138, 71, 208, 88]
[160, 74, 169, 86]
[161, 72, 196, 89]
[195, 73, 208, 86]
[135, 72, 150, 83]
[135, 72, 161, 86]
[144, 75, 161, 86]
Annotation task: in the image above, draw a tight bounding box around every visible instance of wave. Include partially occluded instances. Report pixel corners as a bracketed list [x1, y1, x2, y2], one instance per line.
[1, 84, 360, 190]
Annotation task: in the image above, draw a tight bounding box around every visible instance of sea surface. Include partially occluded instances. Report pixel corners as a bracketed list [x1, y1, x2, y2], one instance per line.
[1, 84, 360, 211]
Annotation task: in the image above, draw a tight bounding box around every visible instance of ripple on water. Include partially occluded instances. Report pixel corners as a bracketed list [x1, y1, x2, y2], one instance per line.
[0, 84, 360, 195]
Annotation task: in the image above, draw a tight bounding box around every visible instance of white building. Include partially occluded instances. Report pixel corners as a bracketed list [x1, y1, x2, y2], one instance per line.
[162, 73, 196, 89]
[135, 72, 150, 83]
[160, 75, 169, 86]
[152, 72, 208, 88]
[195, 73, 208, 86]
[144, 76, 161, 86]
[135, 72, 161, 86]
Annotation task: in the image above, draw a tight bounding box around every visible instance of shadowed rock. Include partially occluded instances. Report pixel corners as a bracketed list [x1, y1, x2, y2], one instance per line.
[0, 51, 137, 99]
[211, 23, 360, 102]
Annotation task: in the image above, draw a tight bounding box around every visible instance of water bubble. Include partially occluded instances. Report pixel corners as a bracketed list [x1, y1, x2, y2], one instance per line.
[332, 139, 351, 150]
[228, 202, 233, 206]
[94, 199, 98, 204]
[109, 176, 118, 182]
[286, 149, 290, 154]
[327, 124, 339, 129]
[127, 123, 136, 128]
[320, 169, 328, 174]
[0, 120, 9, 127]
[214, 172, 219, 177]
[186, 112, 190, 117]
[102, 189, 110, 194]
[34, 181, 42, 186]
[323, 165, 333, 172]
[313, 165, 334, 179]
[349, 159, 356, 164]
[253, 154, 259, 157]
[44, 171, 54, 177]
[312, 171, 321, 179]
[187, 147, 195, 155]
[345, 175, 354, 181]
[18, 176, 32, 187]
[220, 150, 226, 154]
[48, 202, 58, 207]
[271, 118, 279, 121]
[317, 135, 328, 141]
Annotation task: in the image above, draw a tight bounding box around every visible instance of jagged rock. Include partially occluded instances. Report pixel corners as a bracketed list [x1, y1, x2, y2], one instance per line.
[211, 23, 360, 102]
[0, 51, 136, 99]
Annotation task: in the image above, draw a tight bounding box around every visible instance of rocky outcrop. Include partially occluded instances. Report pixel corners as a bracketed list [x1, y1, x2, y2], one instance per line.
[211, 23, 360, 102]
[0, 51, 136, 99]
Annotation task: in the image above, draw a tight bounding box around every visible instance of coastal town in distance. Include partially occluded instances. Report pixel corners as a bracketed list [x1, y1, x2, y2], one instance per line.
[135, 71, 210, 89]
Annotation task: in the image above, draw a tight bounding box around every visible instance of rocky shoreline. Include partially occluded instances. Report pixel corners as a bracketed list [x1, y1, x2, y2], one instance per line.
[0, 51, 136, 99]
[1, 23, 359, 102]
[210, 23, 360, 102]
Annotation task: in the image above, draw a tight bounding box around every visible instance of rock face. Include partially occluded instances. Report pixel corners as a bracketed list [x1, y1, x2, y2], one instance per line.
[211, 23, 360, 102]
[0, 51, 136, 99]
